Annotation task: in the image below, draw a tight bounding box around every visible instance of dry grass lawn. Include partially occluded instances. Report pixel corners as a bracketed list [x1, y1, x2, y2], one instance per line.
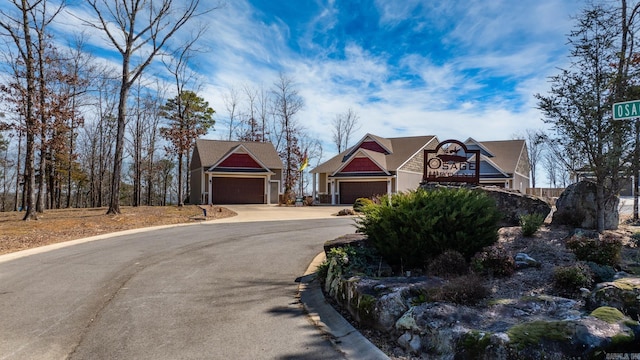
[0, 205, 236, 255]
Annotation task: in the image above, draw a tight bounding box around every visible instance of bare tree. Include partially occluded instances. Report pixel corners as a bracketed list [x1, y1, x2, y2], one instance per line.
[81, 0, 214, 214]
[82, 72, 119, 208]
[237, 84, 263, 142]
[257, 84, 271, 142]
[331, 108, 360, 153]
[0, 0, 65, 219]
[142, 82, 167, 206]
[523, 129, 547, 189]
[536, 2, 634, 232]
[222, 86, 241, 141]
[298, 134, 322, 195]
[162, 31, 206, 203]
[272, 73, 304, 198]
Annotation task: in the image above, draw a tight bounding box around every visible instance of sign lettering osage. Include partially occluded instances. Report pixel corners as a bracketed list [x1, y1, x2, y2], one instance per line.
[423, 139, 480, 185]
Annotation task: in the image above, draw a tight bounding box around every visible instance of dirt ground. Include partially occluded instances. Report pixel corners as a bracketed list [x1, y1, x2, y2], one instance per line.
[0, 205, 236, 255]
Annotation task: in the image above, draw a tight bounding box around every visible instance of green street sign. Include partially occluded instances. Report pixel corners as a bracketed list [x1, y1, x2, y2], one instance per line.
[613, 100, 640, 120]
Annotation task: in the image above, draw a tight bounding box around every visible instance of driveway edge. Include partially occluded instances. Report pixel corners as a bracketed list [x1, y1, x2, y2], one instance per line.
[298, 252, 390, 360]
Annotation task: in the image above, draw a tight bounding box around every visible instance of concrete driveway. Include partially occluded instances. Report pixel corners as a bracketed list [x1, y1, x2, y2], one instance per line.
[0, 206, 364, 359]
[216, 205, 352, 223]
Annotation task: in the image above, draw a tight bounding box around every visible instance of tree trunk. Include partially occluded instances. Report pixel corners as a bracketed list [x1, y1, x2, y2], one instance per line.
[596, 182, 605, 233]
[20, 0, 37, 221]
[177, 153, 184, 206]
[107, 79, 129, 215]
[13, 132, 22, 211]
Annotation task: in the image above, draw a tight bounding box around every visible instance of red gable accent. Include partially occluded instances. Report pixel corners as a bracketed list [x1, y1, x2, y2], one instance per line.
[341, 157, 383, 173]
[218, 153, 262, 168]
[358, 141, 388, 154]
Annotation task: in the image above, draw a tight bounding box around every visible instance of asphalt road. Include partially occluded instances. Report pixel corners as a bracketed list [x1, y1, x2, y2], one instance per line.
[0, 217, 355, 359]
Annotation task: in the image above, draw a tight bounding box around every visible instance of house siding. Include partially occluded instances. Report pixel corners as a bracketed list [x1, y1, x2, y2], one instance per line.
[359, 141, 388, 154]
[396, 170, 423, 192]
[218, 153, 262, 168]
[399, 150, 424, 173]
[341, 157, 383, 173]
[319, 173, 327, 193]
[190, 168, 203, 204]
[516, 150, 530, 179]
[513, 173, 529, 193]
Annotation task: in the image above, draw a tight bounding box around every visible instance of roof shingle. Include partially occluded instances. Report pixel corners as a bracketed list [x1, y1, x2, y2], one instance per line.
[192, 139, 283, 170]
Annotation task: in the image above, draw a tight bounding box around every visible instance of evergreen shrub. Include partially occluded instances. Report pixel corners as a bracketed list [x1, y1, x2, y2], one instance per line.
[471, 245, 515, 277]
[566, 232, 622, 266]
[553, 264, 593, 297]
[356, 187, 500, 269]
[519, 213, 545, 237]
[353, 197, 374, 212]
[427, 250, 469, 278]
[430, 274, 489, 305]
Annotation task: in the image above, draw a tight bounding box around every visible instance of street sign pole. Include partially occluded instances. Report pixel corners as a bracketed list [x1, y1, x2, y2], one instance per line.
[633, 121, 638, 221]
[613, 100, 640, 221]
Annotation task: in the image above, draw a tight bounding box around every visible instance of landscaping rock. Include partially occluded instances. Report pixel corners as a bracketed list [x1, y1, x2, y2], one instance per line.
[323, 233, 367, 254]
[322, 262, 640, 358]
[474, 186, 551, 227]
[514, 253, 540, 269]
[586, 277, 640, 319]
[552, 180, 620, 230]
[420, 184, 552, 227]
[374, 290, 410, 331]
[337, 208, 357, 216]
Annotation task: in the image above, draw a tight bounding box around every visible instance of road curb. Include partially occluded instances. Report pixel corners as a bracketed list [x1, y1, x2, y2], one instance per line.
[298, 252, 390, 360]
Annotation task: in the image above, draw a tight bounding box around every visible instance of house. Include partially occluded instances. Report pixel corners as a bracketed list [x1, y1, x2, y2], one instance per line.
[310, 134, 439, 204]
[189, 139, 283, 204]
[461, 138, 531, 192]
[310, 135, 532, 204]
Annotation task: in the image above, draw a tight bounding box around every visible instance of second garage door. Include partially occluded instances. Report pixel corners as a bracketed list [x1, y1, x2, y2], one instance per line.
[212, 177, 264, 204]
[339, 181, 387, 204]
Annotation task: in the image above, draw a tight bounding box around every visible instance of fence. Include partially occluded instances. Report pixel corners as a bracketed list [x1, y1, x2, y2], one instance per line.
[525, 188, 565, 198]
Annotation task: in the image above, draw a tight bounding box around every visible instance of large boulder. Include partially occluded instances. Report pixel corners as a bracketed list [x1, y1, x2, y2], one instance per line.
[587, 277, 640, 319]
[552, 181, 619, 230]
[474, 187, 551, 227]
[420, 184, 552, 227]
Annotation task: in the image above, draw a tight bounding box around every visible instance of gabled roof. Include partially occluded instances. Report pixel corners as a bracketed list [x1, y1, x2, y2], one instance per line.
[332, 148, 390, 176]
[192, 139, 283, 170]
[464, 137, 496, 157]
[476, 139, 526, 175]
[312, 134, 437, 174]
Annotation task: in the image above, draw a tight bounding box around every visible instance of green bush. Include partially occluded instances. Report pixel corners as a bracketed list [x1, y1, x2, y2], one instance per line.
[427, 250, 469, 278]
[319, 245, 379, 278]
[553, 264, 593, 297]
[519, 213, 545, 237]
[353, 197, 374, 212]
[566, 232, 622, 266]
[356, 187, 501, 269]
[471, 245, 515, 277]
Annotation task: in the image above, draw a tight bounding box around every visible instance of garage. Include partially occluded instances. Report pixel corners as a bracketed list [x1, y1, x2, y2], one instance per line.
[212, 177, 264, 204]
[339, 181, 387, 204]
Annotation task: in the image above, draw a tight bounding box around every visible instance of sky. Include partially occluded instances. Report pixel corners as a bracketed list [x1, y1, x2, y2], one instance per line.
[189, 0, 582, 145]
[3, 0, 584, 160]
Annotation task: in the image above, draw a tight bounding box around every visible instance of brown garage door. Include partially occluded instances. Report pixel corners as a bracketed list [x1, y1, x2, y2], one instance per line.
[212, 177, 264, 204]
[339, 181, 387, 204]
